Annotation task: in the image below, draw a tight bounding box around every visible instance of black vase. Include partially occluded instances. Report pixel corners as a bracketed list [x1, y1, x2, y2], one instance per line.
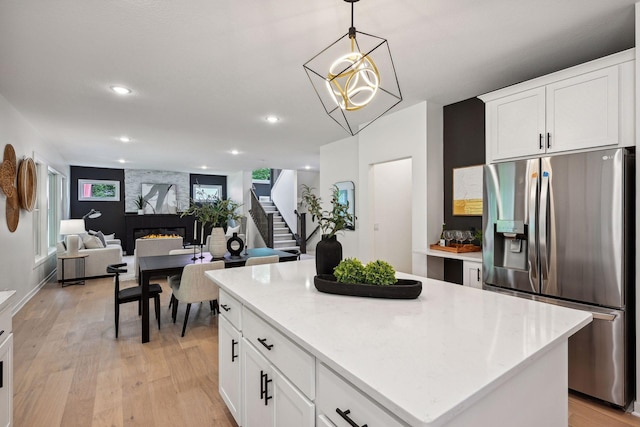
[316, 234, 343, 275]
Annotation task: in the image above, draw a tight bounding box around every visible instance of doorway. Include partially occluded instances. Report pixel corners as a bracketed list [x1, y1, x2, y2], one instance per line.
[372, 158, 412, 273]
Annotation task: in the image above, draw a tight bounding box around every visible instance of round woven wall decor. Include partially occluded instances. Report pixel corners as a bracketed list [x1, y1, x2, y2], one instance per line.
[0, 159, 16, 198]
[3, 144, 16, 170]
[17, 157, 37, 211]
[6, 191, 19, 232]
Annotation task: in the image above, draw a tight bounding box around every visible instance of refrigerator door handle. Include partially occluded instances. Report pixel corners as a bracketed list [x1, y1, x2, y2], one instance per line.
[592, 312, 617, 322]
[539, 172, 550, 282]
[527, 172, 538, 288]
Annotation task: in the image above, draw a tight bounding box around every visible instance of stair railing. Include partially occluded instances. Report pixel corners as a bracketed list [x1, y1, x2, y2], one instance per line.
[294, 210, 307, 254]
[250, 188, 274, 248]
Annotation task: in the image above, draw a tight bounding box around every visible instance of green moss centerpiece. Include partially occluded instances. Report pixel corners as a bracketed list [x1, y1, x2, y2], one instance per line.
[314, 258, 422, 299]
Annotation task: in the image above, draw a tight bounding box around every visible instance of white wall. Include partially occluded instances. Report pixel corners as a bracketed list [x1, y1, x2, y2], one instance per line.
[319, 136, 359, 257]
[372, 158, 412, 273]
[318, 101, 443, 274]
[358, 101, 443, 275]
[0, 93, 68, 313]
[271, 169, 297, 233]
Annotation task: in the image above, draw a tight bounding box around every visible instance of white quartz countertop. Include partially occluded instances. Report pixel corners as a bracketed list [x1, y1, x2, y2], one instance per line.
[418, 248, 483, 262]
[206, 260, 591, 427]
[0, 290, 15, 313]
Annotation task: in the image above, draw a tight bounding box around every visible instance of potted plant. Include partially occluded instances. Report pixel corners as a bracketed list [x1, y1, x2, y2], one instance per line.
[134, 195, 146, 215]
[181, 196, 242, 258]
[300, 184, 355, 275]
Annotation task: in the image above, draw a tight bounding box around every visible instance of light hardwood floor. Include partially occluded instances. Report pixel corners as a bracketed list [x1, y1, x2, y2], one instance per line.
[12, 275, 640, 426]
[13, 276, 237, 427]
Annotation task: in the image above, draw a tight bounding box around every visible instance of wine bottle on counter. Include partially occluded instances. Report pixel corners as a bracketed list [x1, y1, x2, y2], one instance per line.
[439, 223, 446, 247]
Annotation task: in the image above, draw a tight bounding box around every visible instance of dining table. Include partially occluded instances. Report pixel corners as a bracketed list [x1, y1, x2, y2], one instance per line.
[137, 247, 299, 343]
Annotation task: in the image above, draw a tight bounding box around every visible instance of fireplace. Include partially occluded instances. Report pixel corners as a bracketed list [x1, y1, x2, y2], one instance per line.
[124, 214, 196, 255]
[134, 227, 186, 241]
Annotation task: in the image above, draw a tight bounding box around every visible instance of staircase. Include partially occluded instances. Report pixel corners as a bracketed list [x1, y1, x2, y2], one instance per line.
[259, 198, 300, 252]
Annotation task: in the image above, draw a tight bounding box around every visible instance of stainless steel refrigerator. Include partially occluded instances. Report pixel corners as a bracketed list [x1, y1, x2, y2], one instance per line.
[482, 147, 635, 407]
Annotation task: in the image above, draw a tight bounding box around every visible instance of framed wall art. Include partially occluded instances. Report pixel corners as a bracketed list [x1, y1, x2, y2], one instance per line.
[78, 179, 120, 201]
[453, 165, 483, 216]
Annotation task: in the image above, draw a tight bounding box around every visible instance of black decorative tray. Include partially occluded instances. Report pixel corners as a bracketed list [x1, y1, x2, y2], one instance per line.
[314, 274, 422, 299]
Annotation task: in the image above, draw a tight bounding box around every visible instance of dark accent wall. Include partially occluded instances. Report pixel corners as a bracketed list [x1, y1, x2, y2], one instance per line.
[71, 167, 228, 248]
[443, 97, 485, 232]
[71, 166, 126, 239]
[442, 97, 485, 284]
[190, 174, 227, 199]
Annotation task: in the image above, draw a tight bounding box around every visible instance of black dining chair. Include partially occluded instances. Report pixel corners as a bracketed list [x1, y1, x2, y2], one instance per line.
[106, 263, 163, 338]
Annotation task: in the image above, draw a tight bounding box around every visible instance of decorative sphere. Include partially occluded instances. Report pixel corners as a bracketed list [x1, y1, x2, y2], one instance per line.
[326, 51, 380, 111]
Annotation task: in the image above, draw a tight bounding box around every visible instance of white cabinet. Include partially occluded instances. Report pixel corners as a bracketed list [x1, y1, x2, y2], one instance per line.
[219, 316, 242, 425]
[463, 261, 483, 289]
[0, 297, 13, 427]
[481, 49, 634, 163]
[316, 363, 404, 427]
[219, 287, 314, 427]
[242, 338, 314, 427]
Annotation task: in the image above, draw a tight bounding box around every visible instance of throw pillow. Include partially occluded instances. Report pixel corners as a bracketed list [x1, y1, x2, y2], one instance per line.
[82, 234, 104, 249]
[95, 231, 107, 247]
[226, 225, 241, 237]
[104, 233, 115, 240]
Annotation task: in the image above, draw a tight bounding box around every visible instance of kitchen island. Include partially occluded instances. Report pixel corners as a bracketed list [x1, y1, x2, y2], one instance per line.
[206, 260, 591, 427]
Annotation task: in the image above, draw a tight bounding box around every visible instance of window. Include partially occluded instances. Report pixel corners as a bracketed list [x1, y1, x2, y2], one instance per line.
[33, 155, 66, 264]
[78, 179, 120, 201]
[252, 168, 271, 183]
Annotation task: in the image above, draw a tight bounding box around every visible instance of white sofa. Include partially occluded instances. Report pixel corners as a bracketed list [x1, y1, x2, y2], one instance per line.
[56, 237, 123, 281]
[133, 237, 184, 278]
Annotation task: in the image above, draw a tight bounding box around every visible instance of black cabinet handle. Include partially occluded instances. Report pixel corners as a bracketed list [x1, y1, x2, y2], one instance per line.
[257, 337, 274, 350]
[477, 268, 480, 282]
[547, 132, 551, 149]
[0, 361, 3, 389]
[539, 133, 543, 150]
[336, 408, 367, 427]
[220, 304, 231, 312]
[260, 370, 272, 406]
[231, 339, 238, 362]
[0, 330, 4, 337]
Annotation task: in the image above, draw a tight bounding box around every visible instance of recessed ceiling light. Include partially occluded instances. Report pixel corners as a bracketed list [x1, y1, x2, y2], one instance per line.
[118, 159, 126, 164]
[265, 116, 279, 124]
[119, 136, 131, 143]
[305, 165, 311, 170]
[201, 165, 207, 170]
[231, 150, 239, 155]
[110, 85, 132, 95]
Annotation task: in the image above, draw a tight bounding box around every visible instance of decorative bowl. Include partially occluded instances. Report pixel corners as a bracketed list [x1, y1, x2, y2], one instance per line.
[314, 274, 422, 299]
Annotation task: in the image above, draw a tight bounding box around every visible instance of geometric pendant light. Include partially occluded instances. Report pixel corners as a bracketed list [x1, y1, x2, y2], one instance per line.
[303, 0, 402, 136]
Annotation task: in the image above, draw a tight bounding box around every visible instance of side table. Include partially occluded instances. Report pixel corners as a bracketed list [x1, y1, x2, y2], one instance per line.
[58, 253, 89, 287]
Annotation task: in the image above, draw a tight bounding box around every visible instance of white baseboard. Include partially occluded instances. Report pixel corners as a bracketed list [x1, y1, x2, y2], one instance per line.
[632, 400, 640, 417]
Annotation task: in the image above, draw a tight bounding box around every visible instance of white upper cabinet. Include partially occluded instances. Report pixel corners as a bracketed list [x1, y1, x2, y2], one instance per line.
[481, 49, 635, 163]
[487, 87, 546, 160]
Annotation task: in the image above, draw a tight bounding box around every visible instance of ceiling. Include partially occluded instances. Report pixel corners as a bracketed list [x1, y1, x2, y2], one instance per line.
[0, 0, 635, 175]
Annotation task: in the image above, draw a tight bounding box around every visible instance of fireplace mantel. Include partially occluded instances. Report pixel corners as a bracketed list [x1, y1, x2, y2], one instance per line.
[124, 213, 196, 255]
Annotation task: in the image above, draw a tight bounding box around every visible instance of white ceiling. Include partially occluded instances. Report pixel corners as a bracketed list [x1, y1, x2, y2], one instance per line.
[0, 0, 635, 175]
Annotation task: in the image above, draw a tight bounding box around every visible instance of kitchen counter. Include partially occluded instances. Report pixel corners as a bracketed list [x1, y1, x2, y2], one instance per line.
[207, 260, 591, 426]
[418, 248, 483, 263]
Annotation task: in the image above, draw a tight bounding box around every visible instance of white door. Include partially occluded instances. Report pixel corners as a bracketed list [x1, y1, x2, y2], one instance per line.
[546, 66, 619, 154]
[487, 87, 546, 161]
[372, 158, 412, 273]
[273, 369, 315, 427]
[219, 316, 242, 425]
[242, 339, 274, 427]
